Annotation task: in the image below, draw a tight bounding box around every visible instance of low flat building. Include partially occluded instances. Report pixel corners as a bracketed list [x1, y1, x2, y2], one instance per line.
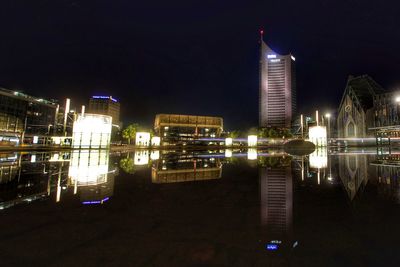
[154, 114, 223, 145]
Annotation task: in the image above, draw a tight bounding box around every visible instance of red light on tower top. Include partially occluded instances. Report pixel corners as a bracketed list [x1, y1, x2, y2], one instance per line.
[260, 29, 264, 41]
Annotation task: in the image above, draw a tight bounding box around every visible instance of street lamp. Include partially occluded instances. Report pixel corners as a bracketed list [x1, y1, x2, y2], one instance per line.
[395, 96, 400, 125]
[325, 113, 331, 141]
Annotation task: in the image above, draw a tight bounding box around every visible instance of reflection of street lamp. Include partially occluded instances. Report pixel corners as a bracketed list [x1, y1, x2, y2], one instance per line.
[325, 113, 331, 140]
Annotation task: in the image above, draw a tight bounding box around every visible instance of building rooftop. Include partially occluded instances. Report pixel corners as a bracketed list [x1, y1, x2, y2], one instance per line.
[0, 87, 57, 107]
[340, 75, 385, 112]
[154, 114, 223, 128]
[91, 96, 118, 103]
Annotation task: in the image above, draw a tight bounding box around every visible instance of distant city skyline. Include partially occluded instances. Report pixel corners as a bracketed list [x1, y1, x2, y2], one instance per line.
[0, 1, 399, 130]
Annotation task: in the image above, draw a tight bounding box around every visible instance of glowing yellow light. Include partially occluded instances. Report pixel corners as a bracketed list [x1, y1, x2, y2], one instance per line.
[225, 138, 233, 146]
[135, 132, 151, 147]
[72, 114, 112, 149]
[248, 135, 257, 147]
[151, 136, 160, 146]
[309, 148, 327, 169]
[134, 150, 149, 165]
[68, 150, 110, 186]
[150, 150, 160, 160]
[247, 148, 257, 160]
[225, 149, 232, 158]
[308, 126, 327, 147]
[33, 136, 39, 144]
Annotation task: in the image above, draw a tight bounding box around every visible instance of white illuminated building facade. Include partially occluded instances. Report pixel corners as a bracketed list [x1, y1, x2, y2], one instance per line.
[309, 126, 327, 147]
[259, 36, 296, 128]
[72, 114, 112, 149]
[248, 135, 258, 147]
[136, 132, 150, 147]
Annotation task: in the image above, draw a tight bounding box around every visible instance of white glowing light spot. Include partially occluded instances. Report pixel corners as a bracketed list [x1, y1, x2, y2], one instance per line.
[248, 135, 258, 147]
[72, 114, 112, 149]
[308, 126, 327, 147]
[225, 138, 233, 146]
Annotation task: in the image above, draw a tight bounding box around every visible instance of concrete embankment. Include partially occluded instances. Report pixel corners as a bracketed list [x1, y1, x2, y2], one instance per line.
[110, 144, 286, 152]
[0, 145, 72, 152]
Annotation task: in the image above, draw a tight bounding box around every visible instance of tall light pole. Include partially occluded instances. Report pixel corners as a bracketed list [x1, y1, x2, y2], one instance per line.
[300, 114, 304, 139]
[395, 96, 400, 124]
[54, 104, 59, 135]
[325, 113, 331, 140]
[63, 98, 70, 136]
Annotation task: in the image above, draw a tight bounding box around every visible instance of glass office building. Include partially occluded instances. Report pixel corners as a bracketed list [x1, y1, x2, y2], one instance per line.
[0, 88, 57, 142]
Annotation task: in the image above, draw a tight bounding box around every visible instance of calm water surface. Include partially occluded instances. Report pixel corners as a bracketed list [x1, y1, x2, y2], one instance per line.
[0, 148, 399, 266]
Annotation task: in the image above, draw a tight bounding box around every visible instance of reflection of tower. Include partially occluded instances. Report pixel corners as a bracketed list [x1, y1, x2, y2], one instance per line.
[260, 166, 293, 248]
[338, 154, 368, 200]
[68, 150, 115, 204]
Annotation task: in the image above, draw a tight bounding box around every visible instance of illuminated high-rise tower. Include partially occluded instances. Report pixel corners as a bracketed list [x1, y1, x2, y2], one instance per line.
[259, 31, 296, 128]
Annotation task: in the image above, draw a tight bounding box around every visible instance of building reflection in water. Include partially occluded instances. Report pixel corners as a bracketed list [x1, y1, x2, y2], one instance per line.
[152, 152, 222, 183]
[150, 150, 160, 160]
[309, 148, 328, 185]
[371, 154, 400, 202]
[225, 149, 232, 158]
[134, 150, 149, 165]
[259, 156, 294, 252]
[338, 153, 369, 201]
[0, 149, 116, 210]
[68, 150, 115, 204]
[248, 148, 257, 160]
[0, 152, 70, 210]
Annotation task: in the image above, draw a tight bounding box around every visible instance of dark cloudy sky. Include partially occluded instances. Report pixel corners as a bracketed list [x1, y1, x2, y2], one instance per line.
[0, 0, 399, 130]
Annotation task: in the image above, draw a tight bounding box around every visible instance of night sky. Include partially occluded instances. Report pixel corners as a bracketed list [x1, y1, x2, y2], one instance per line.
[1, 0, 399, 130]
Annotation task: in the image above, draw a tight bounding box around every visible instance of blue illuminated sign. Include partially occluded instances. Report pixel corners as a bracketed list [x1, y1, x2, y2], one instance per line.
[82, 197, 110, 205]
[92, 96, 118, 102]
[266, 244, 278, 251]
